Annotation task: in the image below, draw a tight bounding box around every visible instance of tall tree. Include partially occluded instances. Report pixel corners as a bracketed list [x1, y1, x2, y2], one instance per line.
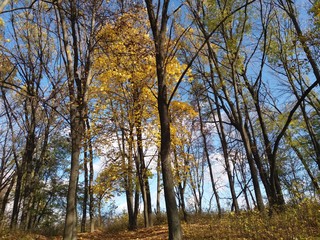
[92, 8, 156, 229]
[55, 0, 103, 238]
[144, 0, 183, 239]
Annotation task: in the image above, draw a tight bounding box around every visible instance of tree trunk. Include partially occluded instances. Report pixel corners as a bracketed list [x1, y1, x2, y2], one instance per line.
[240, 124, 265, 212]
[156, 154, 161, 214]
[202, 27, 240, 213]
[173, 149, 188, 222]
[125, 127, 138, 231]
[20, 96, 37, 230]
[10, 168, 22, 229]
[158, 99, 182, 239]
[199, 95, 221, 216]
[81, 149, 89, 232]
[136, 117, 152, 227]
[64, 108, 82, 240]
[86, 119, 95, 233]
[144, 0, 182, 238]
[2, 89, 21, 229]
[97, 197, 102, 227]
[0, 177, 14, 224]
[57, 0, 85, 238]
[212, 92, 239, 213]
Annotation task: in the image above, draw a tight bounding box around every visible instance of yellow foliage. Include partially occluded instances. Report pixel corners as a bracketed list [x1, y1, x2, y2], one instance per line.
[0, 18, 4, 27]
[93, 10, 155, 88]
[91, 9, 157, 115]
[94, 162, 123, 200]
[170, 100, 197, 147]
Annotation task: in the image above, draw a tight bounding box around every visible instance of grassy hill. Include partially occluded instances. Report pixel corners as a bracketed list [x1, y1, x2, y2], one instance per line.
[1, 200, 320, 239]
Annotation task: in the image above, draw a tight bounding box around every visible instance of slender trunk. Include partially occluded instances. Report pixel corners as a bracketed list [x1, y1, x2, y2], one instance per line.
[126, 128, 137, 230]
[245, 116, 269, 210]
[197, 161, 204, 213]
[299, 103, 320, 170]
[0, 177, 14, 223]
[133, 184, 139, 226]
[156, 154, 161, 214]
[97, 197, 102, 227]
[136, 117, 152, 227]
[198, 1, 265, 212]
[10, 168, 22, 229]
[240, 125, 265, 212]
[251, 91, 285, 209]
[28, 112, 52, 230]
[125, 189, 135, 230]
[189, 169, 200, 213]
[290, 142, 320, 192]
[213, 95, 239, 213]
[284, 1, 320, 87]
[243, 186, 251, 210]
[81, 149, 89, 232]
[199, 95, 221, 216]
[178, 183, 187, 222]
[86, 119, 95, 232]
[135, 153, 149, 227]
[145, 177, 153, 226]
[203, 29, 240, 213]
[1, 89, 21, 229]
[173, 149, 188, 222]
[234, 157, 251, 210]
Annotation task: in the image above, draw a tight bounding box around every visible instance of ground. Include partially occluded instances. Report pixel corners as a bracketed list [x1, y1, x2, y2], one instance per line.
[78, 226, 168, 240]
[1, 201, 320, 240]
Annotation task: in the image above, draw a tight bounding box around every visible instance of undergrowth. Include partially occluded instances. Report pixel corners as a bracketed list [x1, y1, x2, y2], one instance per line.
[105, 198, 320, 239]
[183, 199, 320, 239]
[1, 199, 320, 239]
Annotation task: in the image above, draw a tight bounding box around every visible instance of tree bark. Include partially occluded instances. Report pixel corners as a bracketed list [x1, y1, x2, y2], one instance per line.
[57, 1, 85, 238]
[156, 154, 161, 214]
[81, 149, 89, 232]
[144, 0, 182, 239]
[86, 119, 95, 233]
[135, 108, 153, 227]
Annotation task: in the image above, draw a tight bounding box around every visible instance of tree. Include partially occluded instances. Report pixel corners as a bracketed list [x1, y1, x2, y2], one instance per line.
[192, 83, 222, 215]
[92, 7, 156, 229]
[54, 0, 104, 238]
[0, 2, 69, 230]
[170, 100, 197, 221]
[144, 0, 183, 239]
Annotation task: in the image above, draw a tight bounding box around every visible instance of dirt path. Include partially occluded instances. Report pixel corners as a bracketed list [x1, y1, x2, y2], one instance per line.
[78, 225, 168, 240]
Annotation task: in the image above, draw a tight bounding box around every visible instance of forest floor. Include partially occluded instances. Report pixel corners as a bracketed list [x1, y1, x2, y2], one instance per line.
[1, 200, 320, 239]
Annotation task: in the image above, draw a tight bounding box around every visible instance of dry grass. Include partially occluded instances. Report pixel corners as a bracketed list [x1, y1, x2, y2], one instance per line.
[1, 199, 320, 239]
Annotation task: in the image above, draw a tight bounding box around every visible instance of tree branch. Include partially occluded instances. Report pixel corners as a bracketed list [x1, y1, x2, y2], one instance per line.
[168, 0, 256, 105]
[0, 0, 38, 14]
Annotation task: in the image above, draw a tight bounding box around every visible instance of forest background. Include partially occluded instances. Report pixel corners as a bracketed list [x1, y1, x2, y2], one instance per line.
[1, 0, 320, 240]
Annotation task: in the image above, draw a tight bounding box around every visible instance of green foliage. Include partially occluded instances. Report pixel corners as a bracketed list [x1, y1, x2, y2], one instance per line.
[310, 0, 320, 27]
